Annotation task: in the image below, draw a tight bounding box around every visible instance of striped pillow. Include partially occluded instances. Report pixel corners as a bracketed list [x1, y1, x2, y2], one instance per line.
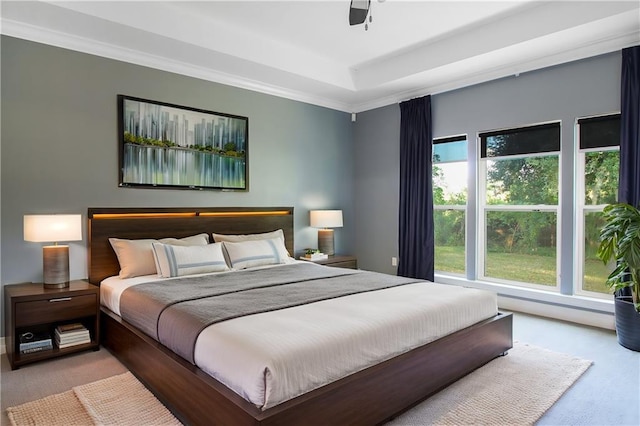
[212, 229, 289, 255]
[152, 242, 229, 278]
[223, 238, 289, 270]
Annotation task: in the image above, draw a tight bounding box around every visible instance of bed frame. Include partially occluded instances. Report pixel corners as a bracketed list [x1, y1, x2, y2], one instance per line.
[88, 206, 513, 426]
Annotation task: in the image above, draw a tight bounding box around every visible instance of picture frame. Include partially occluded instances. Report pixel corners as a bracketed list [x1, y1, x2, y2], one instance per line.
[118, 95, 248, 191]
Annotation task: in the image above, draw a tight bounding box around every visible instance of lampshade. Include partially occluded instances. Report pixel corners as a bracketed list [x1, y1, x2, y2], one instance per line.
[24, 214, 82, 288]
[310, 210, 343, 229]
[24, 215, 82, 243]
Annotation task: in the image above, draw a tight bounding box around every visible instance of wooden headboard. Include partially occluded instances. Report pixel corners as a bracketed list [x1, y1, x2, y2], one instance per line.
[87, 207, 294, 284]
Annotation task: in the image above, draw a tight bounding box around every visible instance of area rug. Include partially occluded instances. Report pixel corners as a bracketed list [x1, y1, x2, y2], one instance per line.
[6, 372, 181, 426]
[387, 342, 593, 425]
[6, 342, 591, 426]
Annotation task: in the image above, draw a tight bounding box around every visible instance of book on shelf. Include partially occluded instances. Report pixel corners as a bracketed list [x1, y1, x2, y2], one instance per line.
[20, 340, 53, 351]
[55, 324, 89, 336]
[57, 323, 86, 333]
[21, 344, 53, 354]
[19, 330, 52, 344]
[19, 331, 53, 353]
[56, 333, 91, 343]
[56, 338, 91, 349]
[55, 323, 91, 348]
[55, 328, 90, 339]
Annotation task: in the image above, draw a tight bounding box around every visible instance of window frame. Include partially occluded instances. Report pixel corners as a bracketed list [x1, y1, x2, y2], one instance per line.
[432, 134, 468, 277]
[574, 113, 620, 299]
[477, 121, 562, 291]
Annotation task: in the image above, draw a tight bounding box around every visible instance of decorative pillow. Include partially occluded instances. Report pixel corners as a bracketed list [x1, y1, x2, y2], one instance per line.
[212, 229, 289, 254]
[153, 234, 210, 274]
[222, 238, 290, 270]
[152, 242, 229, 278]
[109, 234, 209, 278]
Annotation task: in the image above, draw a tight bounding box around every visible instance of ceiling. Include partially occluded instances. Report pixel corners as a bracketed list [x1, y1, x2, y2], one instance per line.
[2, 1, 639, 112]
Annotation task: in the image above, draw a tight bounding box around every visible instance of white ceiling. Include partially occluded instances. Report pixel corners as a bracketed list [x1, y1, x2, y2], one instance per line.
[2, 1, 639, 112]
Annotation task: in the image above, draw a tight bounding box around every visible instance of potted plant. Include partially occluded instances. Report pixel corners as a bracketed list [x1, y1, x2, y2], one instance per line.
[597, 202, 640, 351]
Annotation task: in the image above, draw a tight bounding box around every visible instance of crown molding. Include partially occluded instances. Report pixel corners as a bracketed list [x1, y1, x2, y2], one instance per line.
[1, 18, 354, 113]
[2, 9, 638, 114]
[351, 26, 639, 113]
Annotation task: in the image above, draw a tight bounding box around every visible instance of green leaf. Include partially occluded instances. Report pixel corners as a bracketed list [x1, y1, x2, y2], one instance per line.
[597, 203, 640, 312]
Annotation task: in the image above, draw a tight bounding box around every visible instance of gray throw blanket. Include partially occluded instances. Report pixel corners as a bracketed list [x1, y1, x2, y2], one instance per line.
[120, 262, 422, 363]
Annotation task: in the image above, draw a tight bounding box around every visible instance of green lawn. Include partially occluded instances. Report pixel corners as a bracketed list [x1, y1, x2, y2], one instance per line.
[434, 246, 466, 275]
[435, 246, 611, 294]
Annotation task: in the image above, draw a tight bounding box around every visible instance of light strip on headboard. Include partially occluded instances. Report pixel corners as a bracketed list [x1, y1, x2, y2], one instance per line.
[91, 213, 197, 219]
[91, 210, 291, 220]
[198, 211, 291, 217]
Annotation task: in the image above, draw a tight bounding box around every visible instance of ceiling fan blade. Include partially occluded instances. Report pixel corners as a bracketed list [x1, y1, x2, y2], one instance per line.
[349, 0, 370, 26]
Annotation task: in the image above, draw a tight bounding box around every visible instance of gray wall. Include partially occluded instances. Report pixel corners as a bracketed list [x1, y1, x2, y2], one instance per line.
[353, 52, 622, 284]
[1, 36, 355, 292]
[353, 104, 400, 274]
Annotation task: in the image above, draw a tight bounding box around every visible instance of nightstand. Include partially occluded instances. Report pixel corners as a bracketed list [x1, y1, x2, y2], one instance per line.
[306, 255, 358, 269]
[4, 280, 100, 370]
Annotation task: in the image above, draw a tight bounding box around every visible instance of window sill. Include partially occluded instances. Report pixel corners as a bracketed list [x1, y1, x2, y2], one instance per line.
[435, 273, 615, 330]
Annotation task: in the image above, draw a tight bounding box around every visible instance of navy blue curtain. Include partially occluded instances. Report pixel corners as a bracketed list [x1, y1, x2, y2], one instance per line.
[618, 45, 640, 208]
[398, 95, 434, 280]
[617, 46, 640, 299]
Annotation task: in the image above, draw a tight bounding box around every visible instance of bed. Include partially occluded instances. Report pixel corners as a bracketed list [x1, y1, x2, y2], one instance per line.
[89, 206, 512, 425]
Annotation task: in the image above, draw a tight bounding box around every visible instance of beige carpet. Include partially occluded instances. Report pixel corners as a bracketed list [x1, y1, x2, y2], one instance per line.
[6, 342, 591, 426]
[6, 372, 181, 426]
[388, 342, 593, 425]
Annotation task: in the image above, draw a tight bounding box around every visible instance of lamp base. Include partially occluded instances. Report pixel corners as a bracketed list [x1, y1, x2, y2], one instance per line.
[43, 245, 70, 288]
[43, 282, 70, 289]
[317, 229, 335, 256]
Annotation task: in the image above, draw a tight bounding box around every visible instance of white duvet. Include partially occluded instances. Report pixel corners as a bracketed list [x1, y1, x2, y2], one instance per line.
[101, 263, 497, 410]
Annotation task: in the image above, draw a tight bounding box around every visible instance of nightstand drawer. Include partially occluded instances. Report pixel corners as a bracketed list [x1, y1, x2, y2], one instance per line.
[328, 260, 357, 269]
[15, 294, 97, 327]
[302, 255, 358, 269]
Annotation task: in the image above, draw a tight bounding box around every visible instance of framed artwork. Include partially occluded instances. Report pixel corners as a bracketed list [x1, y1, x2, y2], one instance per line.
[118, 95, 248, 191]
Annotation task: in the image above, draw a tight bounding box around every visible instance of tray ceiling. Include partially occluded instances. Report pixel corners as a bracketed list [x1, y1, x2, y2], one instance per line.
[2, 1, 639, 112]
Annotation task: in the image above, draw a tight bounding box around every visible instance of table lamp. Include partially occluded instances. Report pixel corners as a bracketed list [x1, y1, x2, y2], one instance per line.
[310, 210, 343, 256]
[24, 214, 82, 288]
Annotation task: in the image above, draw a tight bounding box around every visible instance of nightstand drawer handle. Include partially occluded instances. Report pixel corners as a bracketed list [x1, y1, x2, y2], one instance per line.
[49, 297, 73, 302]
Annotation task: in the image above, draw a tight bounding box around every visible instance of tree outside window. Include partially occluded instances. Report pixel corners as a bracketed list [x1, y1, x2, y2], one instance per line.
[433, 136, 467, 275]
[479, 123, 560, 288]
[577, 114, 620, 296]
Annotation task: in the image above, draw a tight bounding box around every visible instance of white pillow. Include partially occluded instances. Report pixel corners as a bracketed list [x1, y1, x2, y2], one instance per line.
[153, 234, 210, 274]
[212, 229, 289, 254]
[109, 234, 209, 278]
[152, 243, 229, 278]
[223, 238, 290, 270]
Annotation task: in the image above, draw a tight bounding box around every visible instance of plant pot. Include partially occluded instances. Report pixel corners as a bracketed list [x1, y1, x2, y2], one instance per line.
[614, 295, 640, 352]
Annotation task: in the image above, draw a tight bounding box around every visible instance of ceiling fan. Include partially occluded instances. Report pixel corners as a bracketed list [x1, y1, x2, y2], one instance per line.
[349, 0, 372, 30]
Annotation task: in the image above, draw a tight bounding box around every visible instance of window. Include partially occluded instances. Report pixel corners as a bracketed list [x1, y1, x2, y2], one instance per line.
[575, 114, 620, 297]
[478, 123, 560, 289]
[433, 135, 467, 275]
